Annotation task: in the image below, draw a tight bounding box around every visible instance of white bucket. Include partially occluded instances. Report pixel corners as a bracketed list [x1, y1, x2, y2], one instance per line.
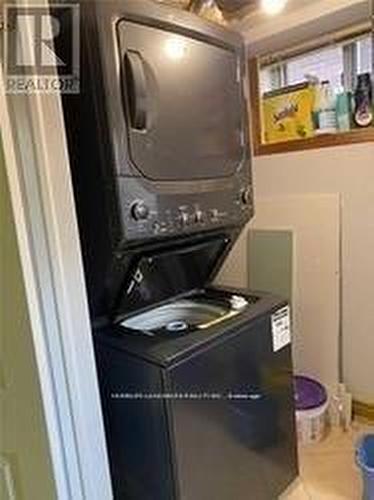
[296, 400, 329, 445]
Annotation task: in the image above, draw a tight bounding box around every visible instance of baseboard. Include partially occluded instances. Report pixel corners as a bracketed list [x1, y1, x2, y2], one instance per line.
[353, 400, 374, 422]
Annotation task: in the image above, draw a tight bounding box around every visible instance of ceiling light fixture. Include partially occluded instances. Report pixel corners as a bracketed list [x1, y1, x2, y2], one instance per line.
[261, 0, 288, 15]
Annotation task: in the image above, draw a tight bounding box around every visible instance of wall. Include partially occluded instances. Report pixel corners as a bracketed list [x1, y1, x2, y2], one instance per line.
[217, 193, 341, 394]
[219, 143, 374, 403]
[226, 0, 374, 404]
[252, 196, 341, 393]
[0, 143, 56, 499]
[237, 0, 369, 55]
[252, 143, 374, 403]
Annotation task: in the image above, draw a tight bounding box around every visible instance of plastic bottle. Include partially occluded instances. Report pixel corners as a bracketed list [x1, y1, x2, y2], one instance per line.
[336, 78, 351, 132]
[318, 81, 337, 134]
[312, 82, 322, 133]
[353, 73, 373, 128]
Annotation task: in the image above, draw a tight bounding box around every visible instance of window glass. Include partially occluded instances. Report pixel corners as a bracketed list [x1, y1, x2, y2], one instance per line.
[287, 46, 343, 89]
[357, 36, 372, 74]
[260, 34, 372, 94]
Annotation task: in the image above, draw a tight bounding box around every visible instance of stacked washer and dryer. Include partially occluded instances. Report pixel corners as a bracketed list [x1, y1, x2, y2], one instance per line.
[62, 1, 298, 499]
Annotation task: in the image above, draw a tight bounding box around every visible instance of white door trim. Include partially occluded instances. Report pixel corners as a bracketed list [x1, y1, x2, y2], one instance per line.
[0, 4, 113, 499]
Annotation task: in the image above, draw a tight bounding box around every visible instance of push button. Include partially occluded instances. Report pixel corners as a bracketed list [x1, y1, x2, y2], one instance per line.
[209, 209, 219, 221]
[179, 211, 189, 226]
[194, 210, 204, 224]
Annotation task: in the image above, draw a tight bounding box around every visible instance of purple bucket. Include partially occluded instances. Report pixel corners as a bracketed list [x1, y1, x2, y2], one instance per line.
[294, 376, 328, 411]
[294, 376, 329, 444]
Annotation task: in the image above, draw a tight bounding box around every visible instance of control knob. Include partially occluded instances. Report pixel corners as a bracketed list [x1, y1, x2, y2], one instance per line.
[130, 201, 149, 221]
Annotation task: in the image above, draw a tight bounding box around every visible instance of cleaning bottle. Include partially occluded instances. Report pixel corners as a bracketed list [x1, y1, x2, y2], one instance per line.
[312, 82, 322, 134]
[353, 73, 373, 128]
[336, 75, 351, 132]
[318, 81, 337, 134]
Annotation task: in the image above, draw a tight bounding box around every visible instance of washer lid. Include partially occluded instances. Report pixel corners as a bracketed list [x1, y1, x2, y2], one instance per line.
[112, 236, 230, 321]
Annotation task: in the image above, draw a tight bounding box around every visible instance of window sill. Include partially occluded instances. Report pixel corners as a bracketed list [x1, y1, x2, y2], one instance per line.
[253, 128, 374, 156]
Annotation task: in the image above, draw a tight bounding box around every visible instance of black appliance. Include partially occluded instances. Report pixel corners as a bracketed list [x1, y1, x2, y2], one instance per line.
[96, 289, 297, 500]
[60, 1, 298, 499]
[63, 0, 253, 321]
[96, 290, 298, 500]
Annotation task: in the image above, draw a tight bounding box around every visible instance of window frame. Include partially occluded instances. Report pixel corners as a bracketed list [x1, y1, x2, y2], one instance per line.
[249, 25, 374, 156]
[249, 56, 374, 156]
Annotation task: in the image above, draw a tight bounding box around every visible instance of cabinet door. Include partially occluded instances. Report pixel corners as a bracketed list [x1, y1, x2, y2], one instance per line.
[168, 316, 298, 500]
[118, 21, 244, 181]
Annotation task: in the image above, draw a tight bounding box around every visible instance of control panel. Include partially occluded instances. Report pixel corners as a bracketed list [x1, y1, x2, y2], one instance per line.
[117, 177, 253, 242]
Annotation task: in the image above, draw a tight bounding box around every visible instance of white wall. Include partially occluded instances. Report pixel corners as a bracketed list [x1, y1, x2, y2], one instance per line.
[250, 195, 341, 395]
[237, 0, 369, 55]
[253, 143, 374, 403]
[219, 143, 374, 402]
[229, 0, 374, 404]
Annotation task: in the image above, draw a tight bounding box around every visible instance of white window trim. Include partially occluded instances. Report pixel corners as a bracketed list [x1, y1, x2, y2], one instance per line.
[0, 3, 113, 499]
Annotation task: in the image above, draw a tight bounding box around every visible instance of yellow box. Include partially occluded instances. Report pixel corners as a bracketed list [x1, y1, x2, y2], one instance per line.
[262, 83, 315, 144]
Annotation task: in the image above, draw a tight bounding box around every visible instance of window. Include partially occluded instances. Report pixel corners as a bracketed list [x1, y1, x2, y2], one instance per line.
[250, 30, 374, 155]
[261, 45, 343, 93]
[260, 34, 372, 94]
[260, 34, 373, 93]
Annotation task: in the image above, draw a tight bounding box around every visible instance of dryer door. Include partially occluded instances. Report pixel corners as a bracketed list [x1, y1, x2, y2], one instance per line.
[117, 20, 245, 181]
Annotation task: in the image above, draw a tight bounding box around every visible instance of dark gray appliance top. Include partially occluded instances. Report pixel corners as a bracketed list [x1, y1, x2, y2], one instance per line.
[94, 288, 287, 367]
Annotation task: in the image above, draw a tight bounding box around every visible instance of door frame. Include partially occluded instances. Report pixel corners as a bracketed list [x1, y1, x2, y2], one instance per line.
[0, 3, 113, 499]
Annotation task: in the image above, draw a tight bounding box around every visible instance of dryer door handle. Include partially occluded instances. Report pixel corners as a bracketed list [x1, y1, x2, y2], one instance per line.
[123, 50, 148, 131]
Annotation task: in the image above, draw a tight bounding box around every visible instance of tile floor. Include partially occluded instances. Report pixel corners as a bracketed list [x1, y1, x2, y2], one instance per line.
[281, 420, 374, 500]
